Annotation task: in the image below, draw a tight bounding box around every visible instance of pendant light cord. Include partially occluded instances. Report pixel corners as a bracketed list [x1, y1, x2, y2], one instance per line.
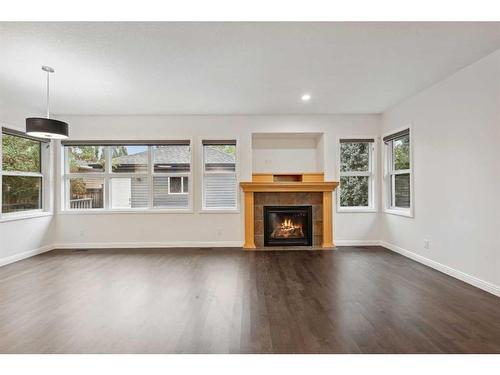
[46, 69, 50, 119]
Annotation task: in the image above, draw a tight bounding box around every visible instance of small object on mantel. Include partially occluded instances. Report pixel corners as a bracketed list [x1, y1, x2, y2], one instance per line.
[240, 172, 339, 250]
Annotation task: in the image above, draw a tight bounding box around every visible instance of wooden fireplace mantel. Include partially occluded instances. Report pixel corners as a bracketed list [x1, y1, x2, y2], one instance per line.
[240, 173, 339, 249]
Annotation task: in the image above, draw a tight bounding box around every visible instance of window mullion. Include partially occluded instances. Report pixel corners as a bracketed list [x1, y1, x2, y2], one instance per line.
[340, 171, 372, 177]
[2, 171, 44, 177]
[148, 146, 153, 209]
[104, 146, 111, 209]
[391, 174, 396, 208]
[66, 173, 106, 178]
[393, 169, 411, 175]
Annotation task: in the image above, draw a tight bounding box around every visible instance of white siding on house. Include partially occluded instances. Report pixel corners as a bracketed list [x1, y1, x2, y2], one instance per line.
[153, 176, 189, 208]
[130, 177, 149, 208]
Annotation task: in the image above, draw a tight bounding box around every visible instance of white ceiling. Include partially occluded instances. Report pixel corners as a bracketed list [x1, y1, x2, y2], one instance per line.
[1, 22, 500, 115]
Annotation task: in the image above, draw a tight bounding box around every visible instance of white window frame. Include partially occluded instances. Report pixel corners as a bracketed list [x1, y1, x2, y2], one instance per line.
[0, 128, 51, 221]
[62, 142, 193, 213]
[63, 145, 107, 211]
[201, 140, 239, 213]
[151, 144, 192, 209]
[383, 126, 414, 218]
[336, 137, 377, 213]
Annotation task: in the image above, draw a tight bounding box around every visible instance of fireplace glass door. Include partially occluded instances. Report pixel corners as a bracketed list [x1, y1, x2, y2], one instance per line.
[264, 206, 312, 246]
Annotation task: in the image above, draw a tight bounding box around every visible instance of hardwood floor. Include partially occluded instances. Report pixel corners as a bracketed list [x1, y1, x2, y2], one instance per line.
[0, 246, 499, 353]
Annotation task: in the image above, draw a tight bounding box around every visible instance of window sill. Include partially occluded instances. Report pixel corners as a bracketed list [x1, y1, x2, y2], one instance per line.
[199, 209, 240, 214]
[0, 211, 53, 223]
[384, 208, 414, 218]
[337, 207, 377, 213]
[59, 208, 194, 215]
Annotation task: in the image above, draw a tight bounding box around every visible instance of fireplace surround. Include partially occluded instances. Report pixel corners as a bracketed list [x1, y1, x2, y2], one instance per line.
[264, 206, 313, 246]
[240, 173, 339, 249]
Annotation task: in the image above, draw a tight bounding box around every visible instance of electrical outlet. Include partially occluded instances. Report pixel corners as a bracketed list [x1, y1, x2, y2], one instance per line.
[79, 230, 85, 237]
[423, 239, 430, 249]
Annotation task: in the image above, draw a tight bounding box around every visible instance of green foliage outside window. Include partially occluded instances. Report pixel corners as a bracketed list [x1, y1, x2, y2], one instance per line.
[393, 135, 410, 170]
[340, 143, 369, 172]
[340, 176, 369, 207]
[2, 133, 40, 172]
[1, 134, 42, 213]
[2, 176, 41, 212]
[208, 145, 236, 156]
[339, 142, 370, 207]
[68, 145, 105, 173]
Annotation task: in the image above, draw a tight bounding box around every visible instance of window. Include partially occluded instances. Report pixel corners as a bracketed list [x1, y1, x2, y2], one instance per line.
[62, 141, 191, 211]
[383, 128, 412, 215]
[1, 128, 48, 216]
[202, 140, 237, 210]
[167, 176, 188, 194]
[338, 138, 375, 211]
[152, 144, 190, 208]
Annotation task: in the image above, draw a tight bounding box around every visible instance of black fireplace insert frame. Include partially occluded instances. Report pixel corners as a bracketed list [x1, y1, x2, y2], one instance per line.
[263, 205, 313, 246]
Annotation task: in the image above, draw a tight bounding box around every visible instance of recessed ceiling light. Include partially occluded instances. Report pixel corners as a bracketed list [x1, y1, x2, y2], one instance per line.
[301, 93, 311, 102]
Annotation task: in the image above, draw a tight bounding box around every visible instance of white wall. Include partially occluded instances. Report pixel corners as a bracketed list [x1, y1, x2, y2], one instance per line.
[252, 133, 323, 173]
[380, 50, 500, 291]
[53, 114, 381, 247]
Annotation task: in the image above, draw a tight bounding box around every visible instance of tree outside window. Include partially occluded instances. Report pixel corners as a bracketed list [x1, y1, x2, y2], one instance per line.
[339, 140, 374, 208]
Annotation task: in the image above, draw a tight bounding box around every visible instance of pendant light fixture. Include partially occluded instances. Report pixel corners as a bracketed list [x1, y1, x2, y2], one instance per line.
[26, 66, 69, 139]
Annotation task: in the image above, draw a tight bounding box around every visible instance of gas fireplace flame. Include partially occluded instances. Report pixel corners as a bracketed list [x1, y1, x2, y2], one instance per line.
[271, 217, 304, 239]
[280, 218, 301, 230]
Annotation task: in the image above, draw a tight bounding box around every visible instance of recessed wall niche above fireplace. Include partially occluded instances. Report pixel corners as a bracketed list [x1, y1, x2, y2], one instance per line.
[264, 206, 312, 246]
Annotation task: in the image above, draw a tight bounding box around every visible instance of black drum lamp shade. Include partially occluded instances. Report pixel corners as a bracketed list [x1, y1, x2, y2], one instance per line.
[25, 66, 69, 139]
[26, 117, 69, 139]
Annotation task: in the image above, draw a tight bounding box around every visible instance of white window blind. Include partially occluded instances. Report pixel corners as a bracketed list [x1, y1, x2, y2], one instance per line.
[202, 141, 237, 210]
[203, 174, 237, 208]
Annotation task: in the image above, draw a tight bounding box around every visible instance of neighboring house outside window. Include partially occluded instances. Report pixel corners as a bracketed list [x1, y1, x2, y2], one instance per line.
[383, 128, 413, 216]
[62, 141, 192, 211]
[1, 128, 49, 217]
[152, 144, 190, 208]
[202, 140, 238, 210]
[338, 138, 375, 211]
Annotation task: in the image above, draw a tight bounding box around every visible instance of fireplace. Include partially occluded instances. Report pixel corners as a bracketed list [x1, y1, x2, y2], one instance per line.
[264, 206, 313, 246]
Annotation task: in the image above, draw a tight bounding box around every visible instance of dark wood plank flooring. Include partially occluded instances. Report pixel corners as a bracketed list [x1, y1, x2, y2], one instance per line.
[0, 246, 499, 353]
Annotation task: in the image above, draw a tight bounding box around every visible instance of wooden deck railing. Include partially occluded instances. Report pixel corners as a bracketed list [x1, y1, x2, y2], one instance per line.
[70, 198, 93, 209]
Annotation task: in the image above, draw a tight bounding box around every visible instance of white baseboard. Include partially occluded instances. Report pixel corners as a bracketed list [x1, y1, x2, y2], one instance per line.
[0, 244, 55, 267]
[335, 240, 380, 246]
[380, 241, 500, 297]
[51, 241, 244, 249]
